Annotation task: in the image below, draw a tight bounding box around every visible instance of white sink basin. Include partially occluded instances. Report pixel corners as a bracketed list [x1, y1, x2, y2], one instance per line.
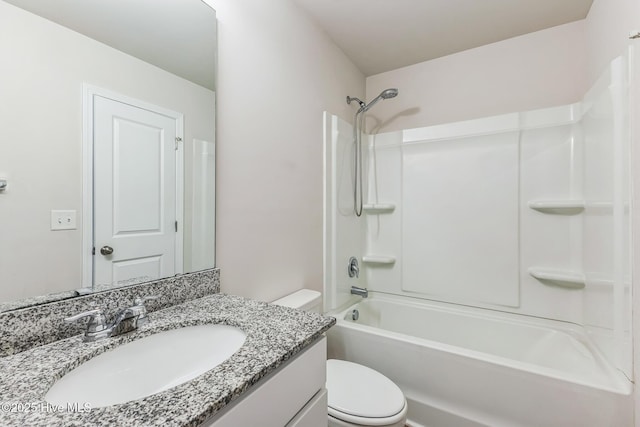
[45, 324, 246, 408]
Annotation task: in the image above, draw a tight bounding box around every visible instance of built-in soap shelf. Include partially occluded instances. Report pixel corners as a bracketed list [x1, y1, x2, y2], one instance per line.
[528, 267, 585, 289]
[528, 200, 585, 214]
[362, 255, 396, 265]
[362, 203, 396, 214]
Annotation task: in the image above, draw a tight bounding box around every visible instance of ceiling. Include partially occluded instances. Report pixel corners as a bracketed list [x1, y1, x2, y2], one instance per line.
[4, 0, 217, 90]
[294, 0, 594, 76]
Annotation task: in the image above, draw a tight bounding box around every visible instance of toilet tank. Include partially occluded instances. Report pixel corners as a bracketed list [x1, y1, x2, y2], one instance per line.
[272, 289, 322, 312]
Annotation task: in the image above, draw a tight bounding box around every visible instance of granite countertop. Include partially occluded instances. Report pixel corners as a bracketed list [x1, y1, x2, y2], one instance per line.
[0, 293, 335, 426]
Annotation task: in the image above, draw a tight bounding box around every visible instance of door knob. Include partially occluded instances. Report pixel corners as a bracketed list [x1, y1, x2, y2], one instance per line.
[100, 246, 114, 256]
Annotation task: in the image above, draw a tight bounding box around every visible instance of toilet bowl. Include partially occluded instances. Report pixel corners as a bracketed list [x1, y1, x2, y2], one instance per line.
[272, 290, 408, 427]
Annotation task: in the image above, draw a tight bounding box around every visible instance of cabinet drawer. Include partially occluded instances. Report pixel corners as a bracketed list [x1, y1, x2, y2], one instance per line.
[203, 337, 326, 427]
[286, 388, 328, 427]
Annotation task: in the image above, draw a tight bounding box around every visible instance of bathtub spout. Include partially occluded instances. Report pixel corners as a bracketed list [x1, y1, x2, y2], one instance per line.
[350, 286, 368, 298]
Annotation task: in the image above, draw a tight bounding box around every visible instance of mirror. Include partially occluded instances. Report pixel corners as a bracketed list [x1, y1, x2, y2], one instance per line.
[0, 0, 217, 309]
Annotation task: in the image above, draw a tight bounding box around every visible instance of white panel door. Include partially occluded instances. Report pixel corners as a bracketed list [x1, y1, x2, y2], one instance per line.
[93, 95, 178, 287]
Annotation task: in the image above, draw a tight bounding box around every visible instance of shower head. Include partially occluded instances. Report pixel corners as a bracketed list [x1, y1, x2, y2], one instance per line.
[380, 88, 399, 99]
[362, 88, 399, 112]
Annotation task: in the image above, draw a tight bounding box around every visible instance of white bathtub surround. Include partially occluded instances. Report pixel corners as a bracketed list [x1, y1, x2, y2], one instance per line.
[403, 130, 520, 307]
[323, 52, 632, 426]
[360, 101, 610, 317]
[327, 293, 631, 427]
[323, 112, 369, 310]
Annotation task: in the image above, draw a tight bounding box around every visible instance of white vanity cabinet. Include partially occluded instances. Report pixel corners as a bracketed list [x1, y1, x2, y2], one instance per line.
[202, 337, 327, 427]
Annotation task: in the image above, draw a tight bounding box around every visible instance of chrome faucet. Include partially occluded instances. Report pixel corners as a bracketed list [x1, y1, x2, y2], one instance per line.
[65, 296, 158, 342]
[350, 286, 368, 298]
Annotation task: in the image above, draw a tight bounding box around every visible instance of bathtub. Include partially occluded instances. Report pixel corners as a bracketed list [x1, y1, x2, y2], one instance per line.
[326, 293, 632, 427]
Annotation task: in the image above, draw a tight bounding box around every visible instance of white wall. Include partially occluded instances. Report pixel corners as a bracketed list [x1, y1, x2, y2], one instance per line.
[585, 0, 640, 85]
[0, 1, 215, 302]
[365, 21, 588, 132]
[205, 0, 365, 301]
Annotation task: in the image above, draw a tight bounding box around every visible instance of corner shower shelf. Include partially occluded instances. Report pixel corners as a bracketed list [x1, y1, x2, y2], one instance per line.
[362, 203, 396, 214]
[528, 267, 585, 289]
[362, 255, 396, 265]
[528, 200, 585, 214]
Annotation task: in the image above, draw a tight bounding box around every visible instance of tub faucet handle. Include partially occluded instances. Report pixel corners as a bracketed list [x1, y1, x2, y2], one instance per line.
[348, 257, 360, 278]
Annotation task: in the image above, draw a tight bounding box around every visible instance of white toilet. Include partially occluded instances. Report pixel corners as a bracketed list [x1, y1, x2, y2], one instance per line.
[273, 290, 408, 427]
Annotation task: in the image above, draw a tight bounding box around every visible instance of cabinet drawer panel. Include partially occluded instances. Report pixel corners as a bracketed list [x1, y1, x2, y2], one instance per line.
[287, 388, 328, 427]
[204, 337, 326, 427]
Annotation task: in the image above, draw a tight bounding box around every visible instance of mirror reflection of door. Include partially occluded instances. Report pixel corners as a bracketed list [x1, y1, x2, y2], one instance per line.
[88, 88, 184, 288]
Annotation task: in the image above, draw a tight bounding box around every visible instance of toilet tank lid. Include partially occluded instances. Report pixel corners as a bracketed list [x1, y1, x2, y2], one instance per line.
[272, 289, 321, 310]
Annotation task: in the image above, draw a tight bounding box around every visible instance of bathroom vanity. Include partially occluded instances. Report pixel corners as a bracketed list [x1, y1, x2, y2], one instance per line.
[205, 337, 328, 427]
[0, 281, 334, 427]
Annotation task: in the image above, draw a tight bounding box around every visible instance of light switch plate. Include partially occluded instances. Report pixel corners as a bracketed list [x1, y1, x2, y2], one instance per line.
[51, 210, 77, 230]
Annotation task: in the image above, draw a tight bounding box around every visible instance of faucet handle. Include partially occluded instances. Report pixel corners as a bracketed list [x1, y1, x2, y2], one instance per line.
[131, 295, 159, 326]
[65, 309, 108, 333]
[348, 256, 360, 278]
[133, 295, 159, 306]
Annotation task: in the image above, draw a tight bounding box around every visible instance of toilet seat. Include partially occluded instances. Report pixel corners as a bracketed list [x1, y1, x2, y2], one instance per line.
[327, 359, 407, 426]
